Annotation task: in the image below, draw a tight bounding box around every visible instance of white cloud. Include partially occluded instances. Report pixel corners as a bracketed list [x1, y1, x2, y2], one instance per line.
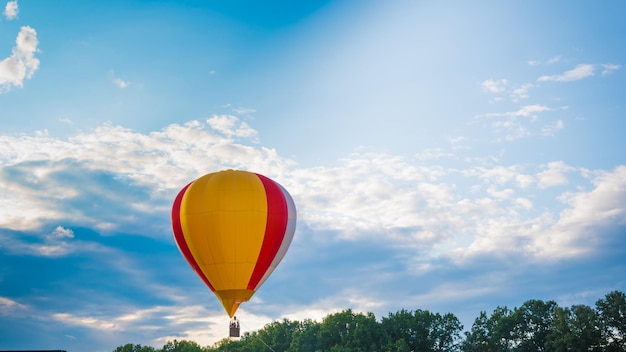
[206, 115, 257, 139]
[513, 104, 553, 118]
[1, 117, 625, 351]
[547, 56, 561, 64]
[113, 77, 129, 88]
[0, 118, 623, 266]
[3, 0, 17, 20]
[536, 161, 574, 189]
[0, 296, 28, 316]
[454, 165, 626, 260]
[541, 119, 564, 137]
[515, 174, 535, 189]
[482, 104, 553, 119]
[52, 303, 264, 349]
[232, 107, 256, 115]
[109, 71, 130, 88]
[477, 104, 557, 141]
[530, 166, 626, 257]
[601, 63, 620, 76]
[0, 26, 40, 93]
[528, 56, 560, 66]
[481, 79, 508, 93]
[537, 64, 595, 82]
[557, 166, 626, 228]
[511, 83, 533, 101]
[52, 225, 74, 238]
[0, 118, 287, 232]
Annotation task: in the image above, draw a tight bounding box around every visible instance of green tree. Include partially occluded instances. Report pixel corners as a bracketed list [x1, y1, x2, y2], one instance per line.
[251, 318, 299, 352]
[388, 338, 410, 352]
[462, 311, 490, 352]
[432, 313, 463, 351]
[317, 309, 382, 351]
[318, 309, 355, 350]
[288, 319, 320, 352]
[462, 306, 515, 352]
[596, 290, 626, 351]
[546, 306, 572, 352]
[546, 304, 602, 352]
[381, 309, 462, 352]
[113, 343, 157, 352]
[161, 339, 208, 352]
[570, 304, 602, 351]
[510, 299, 557, 351]
[210, 337, 241, 352]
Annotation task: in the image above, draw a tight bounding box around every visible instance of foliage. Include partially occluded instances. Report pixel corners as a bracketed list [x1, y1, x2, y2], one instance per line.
[112, 291, 626, 352]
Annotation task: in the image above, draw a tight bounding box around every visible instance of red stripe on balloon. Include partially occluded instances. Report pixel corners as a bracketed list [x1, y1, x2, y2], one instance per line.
[247, 174, 289, 290]
[171, 182, 216, 292]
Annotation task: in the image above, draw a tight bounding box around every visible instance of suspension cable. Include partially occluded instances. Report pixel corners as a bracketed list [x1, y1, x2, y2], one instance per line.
[239, 318, 277, 352]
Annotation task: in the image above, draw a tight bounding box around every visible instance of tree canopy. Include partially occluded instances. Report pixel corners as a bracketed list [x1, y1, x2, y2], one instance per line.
[113, 290, 626, 352]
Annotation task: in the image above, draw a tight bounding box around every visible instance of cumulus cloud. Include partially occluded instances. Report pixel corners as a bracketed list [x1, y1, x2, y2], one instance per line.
[0, 117, 624, 267]
[455, 165, 626, 260]
[557, 166, 626, 228]
[529, 166, 626, 257]
[0, 26, 40, 93]
[52, 225, 74, 238]
[0, 118, 287, 233]
[3, 0, 18, 20]
[536, 161, 574, 189]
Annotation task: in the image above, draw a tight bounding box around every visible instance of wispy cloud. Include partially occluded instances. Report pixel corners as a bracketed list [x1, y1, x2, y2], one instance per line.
[112, 77, 129, 88]
[528, 55, 560, 66]
[537, 64, 595, 82]
[481, 79, 508, 93]
[601, 64, 620, 76]
[206, 115, 257, 139]
[481, 104, 553, 120]
[541, 119, 564, 137]
[547, 55, 561, 64]
[0, 296, 28, 316]
[109, 71, 130, 88]
[510, 83, 533, 102]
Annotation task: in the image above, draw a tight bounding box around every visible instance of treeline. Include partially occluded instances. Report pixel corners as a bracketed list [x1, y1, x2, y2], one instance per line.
[113, 290, 625, 352]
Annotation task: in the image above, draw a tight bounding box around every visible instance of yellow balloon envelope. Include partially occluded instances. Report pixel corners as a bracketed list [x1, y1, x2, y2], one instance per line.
[171, 170, 297, 317]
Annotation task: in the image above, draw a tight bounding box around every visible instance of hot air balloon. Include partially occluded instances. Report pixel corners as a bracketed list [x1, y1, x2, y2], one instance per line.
[171, 169, 297, 322]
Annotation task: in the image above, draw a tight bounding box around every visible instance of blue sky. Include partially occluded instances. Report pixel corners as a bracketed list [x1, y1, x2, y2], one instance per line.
[1, 0, 625, 350]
